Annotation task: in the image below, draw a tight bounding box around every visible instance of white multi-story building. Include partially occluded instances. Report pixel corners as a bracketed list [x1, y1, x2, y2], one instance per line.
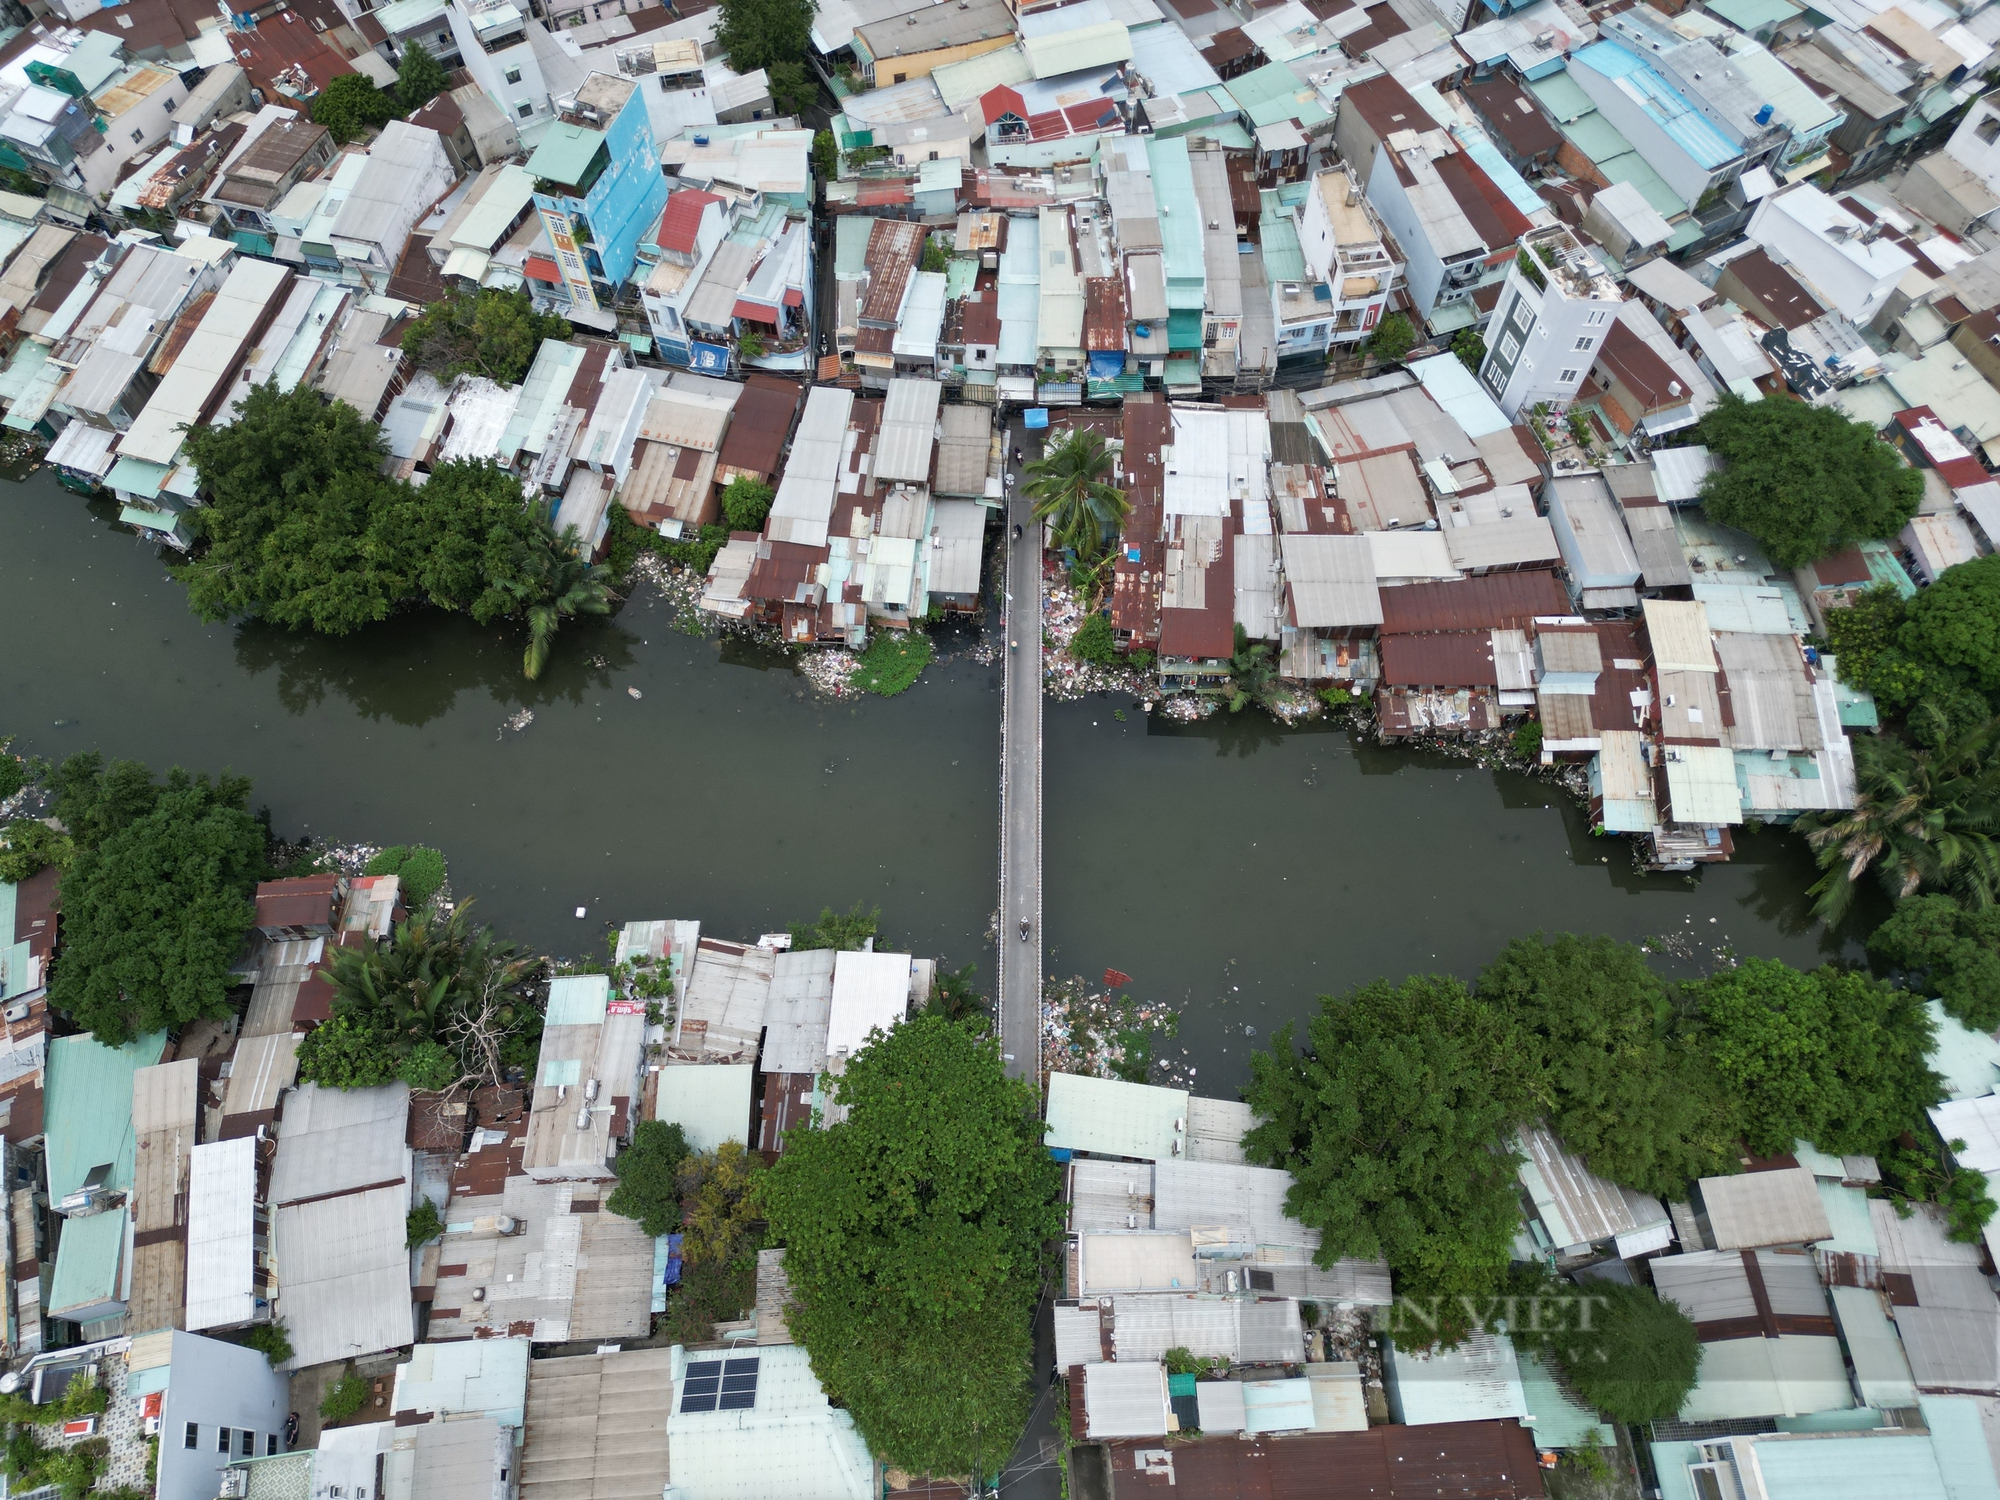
[1280, 166, 1402, 356]
[1478, 227, 1624, 419]
[1746, 182, 1913, 327]
[445, 0, 580, 148]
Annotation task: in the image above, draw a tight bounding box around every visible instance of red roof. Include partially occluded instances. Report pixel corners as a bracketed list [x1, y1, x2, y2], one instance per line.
[524, 256, 561, 283]
[656, 188, 723, 255]
[980, 84, 1027, 124]
[733, 298, 780, 324]
[856, 181, 914, 206]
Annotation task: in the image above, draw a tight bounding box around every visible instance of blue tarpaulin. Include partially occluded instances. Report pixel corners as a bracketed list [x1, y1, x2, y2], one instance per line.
[1088, 350, 1125, 378]
[1024, 408, 1049, 429]
[689, 341, 730, 373]
[663, 1232, 684, 1286]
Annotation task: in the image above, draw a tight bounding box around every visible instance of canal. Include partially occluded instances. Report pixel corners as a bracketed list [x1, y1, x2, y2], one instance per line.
[2, 472, 1857, 1098]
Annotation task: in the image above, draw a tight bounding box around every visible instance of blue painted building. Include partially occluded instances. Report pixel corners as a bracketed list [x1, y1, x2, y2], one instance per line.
[527, 73, 671, 324]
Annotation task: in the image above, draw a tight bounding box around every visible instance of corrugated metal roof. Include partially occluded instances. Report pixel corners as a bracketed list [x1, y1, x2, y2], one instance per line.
[1650, 443, 1719, 503]
[1152, 1158, 1318, 1252]
[770, 386, 855, 548]
[874, 377, 942, 484]
[1662, 742, 1742, 824]
[761, 948, 836, 1075]
[1185, 1096, 1252, 1163]
[520, 1348, 675, 1500]
[1895, 1304, 2000, 1394]
[1385, 1332, 1528, 1426]
[185, 1136, 259, 1331]
[655, 1062, 754, 1152]
[1024, 21, 1133, 78]
[269, 1081, 411, 1206]
[1830, 1285, 1920, 1409]
[1196, 1379, 1247, 1433]
[1515, 1124, 1668, 1251]
[1084, 1360, 1170, 1439]
[272, 1182, 415, 1368]
[1643, 597, 1716, 673]
[1079, 1231, 1200, 1295]
[1242, 1377, 1315, 1434]
[395, 1335, 531, 1428]
[1046, 1073, 1189, 1161]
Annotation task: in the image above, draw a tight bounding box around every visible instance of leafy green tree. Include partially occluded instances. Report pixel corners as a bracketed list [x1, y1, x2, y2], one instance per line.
[606, 1119, 691, 1236]
[1367, 311, 1416, 365]
[363, 844, 448, 909]
[0, 738, 25, 802]
[720, 477, 775, 531]
[1901, 555, 2000, 706]
[1867, 895, 2000, 1030]
[401, 288, 572, 386]
[399, 1040, 460, 1092]
[296, 1011, 401, 1090]
[851, 631, 934, 695]
[1244, 976, 1536, 1347]
[177, 383, 404, 633]
[406, 1199, 445, 1249]
[788, 902, 880, 951]
[1878, 1135, 1998, 1243]
[919, 238, 949, 274]
[1506, 1268, 1702, 1424]
[1795, 707, 2000, 922]
[678, 1141, 762, 1269]
[370, 460, 546, 625]
[319, 1374, 370, 1424]
[395, 41, 448, 110]
[926, 962, 987, 1024]
[48, 751, 163, 849]
[0, 820, 73, 883]
[311, 73, 399, 143]
[1068, 613, 1117, 666]
[757, 1016, 1061, 1479]
[714, 0, 814, 74]
[1452, 327, 1485, 375]
[1225, 624, 1279, 714]
[811, 128, 838, 183]
[1477, 935, 1737, 1196]
[767, 59, 817, 116]
[503, 523, 617, 680]
[1825, 584, 1931, 714]
[1694, 393, 1922, 566]
[1687, 958, 1940, 1158]
[1026, 429, 1130, 562]
[49, 770, 264, 1043]
[242, 1321, 293, 1367]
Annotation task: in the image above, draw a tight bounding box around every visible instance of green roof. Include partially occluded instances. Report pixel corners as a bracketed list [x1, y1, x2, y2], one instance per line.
[1518, 1349, 1602, 1448]
[1597, 150, 1689, 219]
[1926, 998, 2000, 1101]
[1259, 207, 1307, 283]
[45, 1031, 166, 1318]
[1148, 137, 1205, 296]
[1559, 111, 1636, 165]
[835, 214, 874, 279]
[526, 121, 607, 191]
[545, 974, 610, 1027]
[1226, 63, 1332, 130]
[1527, 70, 1595, 122]
[1815, 1180, 1878, 1256]
[1702, 0, 1800, 31]
[1918, 1396, 2000, 1500]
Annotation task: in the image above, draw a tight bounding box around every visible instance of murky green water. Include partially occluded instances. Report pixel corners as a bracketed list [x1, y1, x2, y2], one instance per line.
[2, 472, 1857, 1096]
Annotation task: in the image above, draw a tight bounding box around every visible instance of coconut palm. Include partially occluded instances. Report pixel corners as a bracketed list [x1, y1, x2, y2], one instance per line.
[1025, 429, 1129, 561]
[1225, 624, 1279, 715]
[1797, 706, 2000, 923]
[505, 522, 617, 680]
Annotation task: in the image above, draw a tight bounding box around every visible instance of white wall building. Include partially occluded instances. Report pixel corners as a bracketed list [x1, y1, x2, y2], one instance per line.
[138, 1331, 290, 1500]
[1479, 228, 1625, 419]
[1746, 183, 1915, 327]
[328, 121, 455, 289]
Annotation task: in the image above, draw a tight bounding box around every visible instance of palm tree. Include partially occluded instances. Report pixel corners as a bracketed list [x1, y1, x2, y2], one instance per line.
[1025, 429, 1130, 561]
[1797, 707, 2000, 923]
[1225, 624, 1279, 715]
[505, 522, 617, 680]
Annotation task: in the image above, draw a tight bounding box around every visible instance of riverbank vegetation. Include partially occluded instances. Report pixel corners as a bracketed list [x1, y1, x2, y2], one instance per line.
[1246, 931, 1981, 1351]
[850, 631, 934, 696]
[173, 383, 614, 676]
[294, 903, 543, 1093]
[757, 1015, 1061, 1480]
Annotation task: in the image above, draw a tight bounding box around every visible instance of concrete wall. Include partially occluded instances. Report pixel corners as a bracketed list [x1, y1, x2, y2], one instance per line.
[157, 1332, 291, 1500]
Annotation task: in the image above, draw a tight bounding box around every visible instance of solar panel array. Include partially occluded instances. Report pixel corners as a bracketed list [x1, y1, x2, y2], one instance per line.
[679, 1357, 761, 1414]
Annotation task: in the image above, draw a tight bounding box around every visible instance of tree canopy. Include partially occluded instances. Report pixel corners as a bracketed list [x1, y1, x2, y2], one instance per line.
[1903, 556, 2000, 706]
[1688, 958, 1940, 1158]
[721, 477, 775, 531]
[1868, 895, 2000, 1031]
[1507, 1268, 1702, 1425]
[1025, 429, 1129, 562]
[1694, 394, 1922, 566]
[48, 763, 265, 1044]
[788, 903, 881, 952]
[396, 41, 449, 111]
[401, 288, 572, 386]
[1244, 976, 1536, 1345]
[757, 1016, 1061, 1479]
[1368, 311, 1416, 365]
[176, 385, 556, 636]
[714, 0, 815, 74]
[1828, 562, 2000, 730]
[606, 1119, 692, 1237]
[311, 74, 399, 143]
[1476, 934, 1736, 1196]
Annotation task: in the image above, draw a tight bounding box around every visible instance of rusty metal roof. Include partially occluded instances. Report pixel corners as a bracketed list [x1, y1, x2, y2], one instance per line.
[1377, 570, 1569, 634]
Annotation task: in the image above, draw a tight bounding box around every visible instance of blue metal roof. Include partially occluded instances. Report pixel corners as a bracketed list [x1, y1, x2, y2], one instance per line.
[1572, 41, 1741, 170]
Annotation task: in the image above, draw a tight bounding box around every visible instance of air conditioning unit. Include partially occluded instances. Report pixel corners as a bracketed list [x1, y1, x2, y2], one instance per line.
[218, 1472, 249, 1500]
[2, 1002, 28, 1024]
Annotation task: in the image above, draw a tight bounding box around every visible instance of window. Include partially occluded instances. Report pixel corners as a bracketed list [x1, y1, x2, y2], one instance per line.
[218, 1428, 232, 1454]
[505, 66, 522, 83]
[1499, 332, 1520, 362]
[267, 1435, 280, 1457]
[130, 128, 143, 144]
[1558, 368, 1579, 383]
[1979, 114, 2000, 145]
[1573, 336, 1593, 351]
[517, 102, 535, 118]
[1585, 309, 1607, 326]
[183, 1424, 199, 1451]
[1248, 1269, 1276, 1291]
[240, 1431, 256, 1458]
